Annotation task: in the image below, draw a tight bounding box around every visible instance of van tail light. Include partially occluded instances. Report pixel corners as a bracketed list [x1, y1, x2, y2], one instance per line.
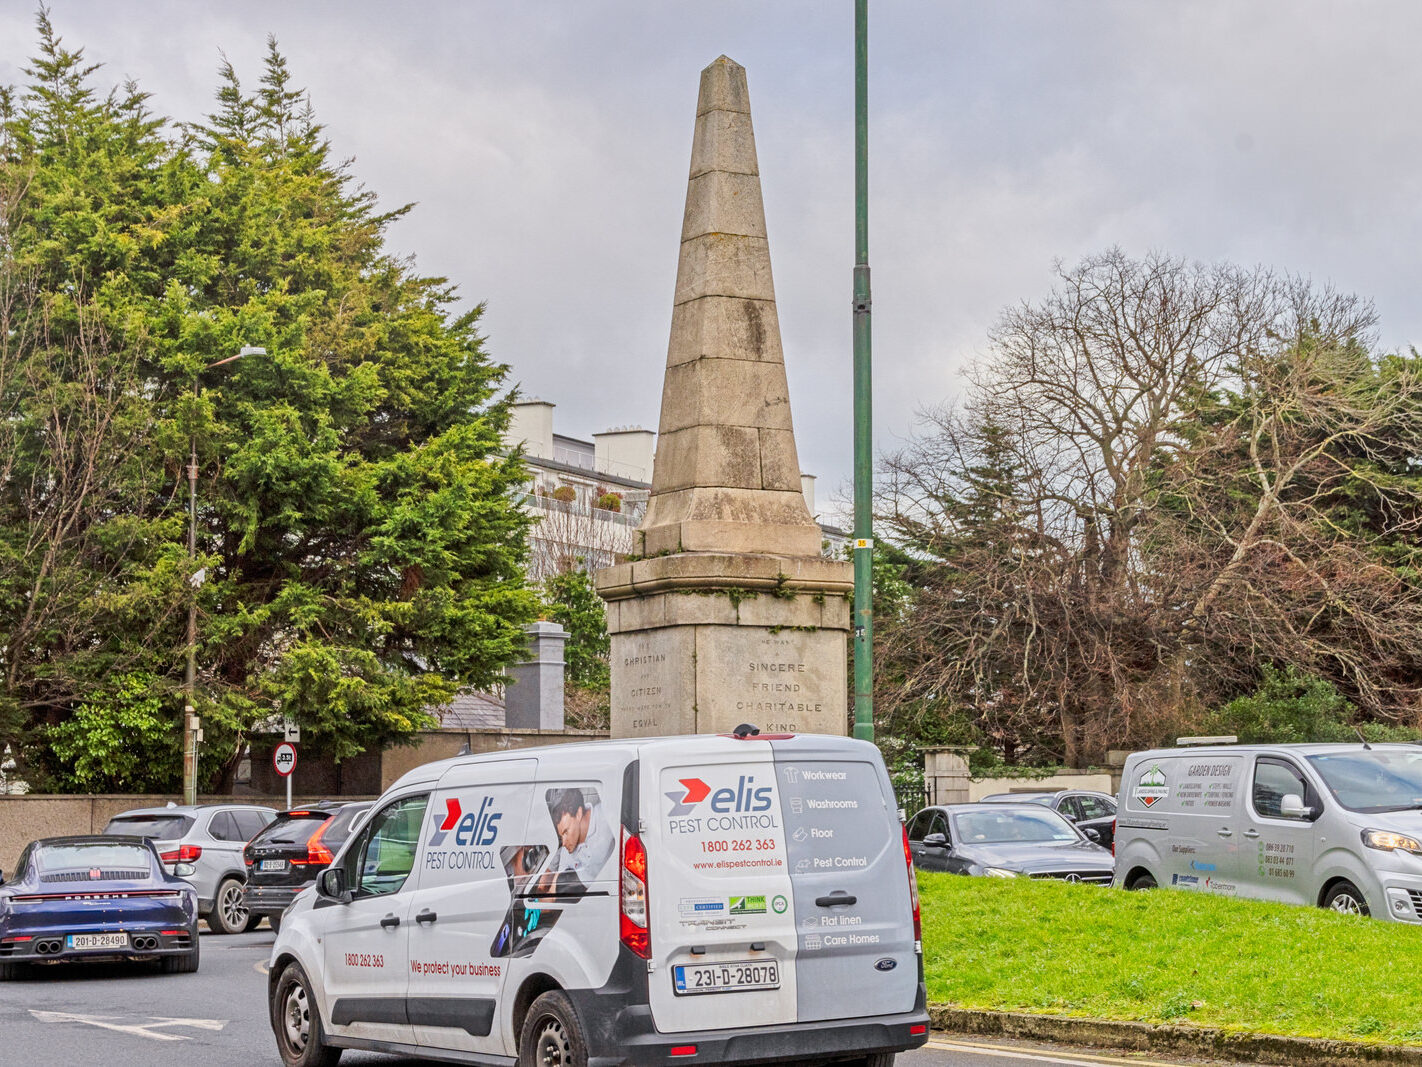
[1111, 818, 1117, 857]
[159, 845, 202, 864]
[901, 825, 921, 942]
[620, 828, 651, 959]
[292, 819, 336, 866]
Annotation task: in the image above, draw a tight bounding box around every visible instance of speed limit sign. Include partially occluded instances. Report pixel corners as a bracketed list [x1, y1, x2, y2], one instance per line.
[272, 742, 298, 778]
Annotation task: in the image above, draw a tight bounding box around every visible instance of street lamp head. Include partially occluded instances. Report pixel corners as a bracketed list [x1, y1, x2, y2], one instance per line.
[238, 346, 267, 357]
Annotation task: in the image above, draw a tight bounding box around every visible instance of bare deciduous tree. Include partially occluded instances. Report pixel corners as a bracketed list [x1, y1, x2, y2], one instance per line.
[877, 250, 1422, 765]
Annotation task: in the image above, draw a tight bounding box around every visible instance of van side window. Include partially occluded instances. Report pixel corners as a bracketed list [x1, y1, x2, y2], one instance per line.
[348, 794, 429, 898]
[1252, 759, 1310, 819]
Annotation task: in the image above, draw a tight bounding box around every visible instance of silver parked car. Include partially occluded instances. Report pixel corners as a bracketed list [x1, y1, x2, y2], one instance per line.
[103, 804, 276, 933]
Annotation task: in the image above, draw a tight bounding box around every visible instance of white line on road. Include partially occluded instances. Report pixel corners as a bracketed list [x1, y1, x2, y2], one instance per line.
[29, 1010, 228, 1042]
[927, 1038, 1195, 1067]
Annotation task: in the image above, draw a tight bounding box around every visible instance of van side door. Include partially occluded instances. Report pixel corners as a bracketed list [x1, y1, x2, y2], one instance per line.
[407, 759, 538, 1059]
[320, 791, 430, 1048]
[1241, 756, 1318, 905]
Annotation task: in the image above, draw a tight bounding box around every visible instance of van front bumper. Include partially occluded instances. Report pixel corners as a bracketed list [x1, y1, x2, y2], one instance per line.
[570, 979, 930, 1066]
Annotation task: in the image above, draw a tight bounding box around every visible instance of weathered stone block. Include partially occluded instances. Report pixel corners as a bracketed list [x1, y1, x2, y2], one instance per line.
[658, 359, 794, 435]
[673, 234, 776, 304]
[676, 519, 823, 558]
[682, 172, 766, 241]
[758, 427, 804, 493]
[666, 297, 783, 367]
[734, 592, 824, 630]
[662, 591, 739, 627]
[694, 626, 847, 736]
[695, 56, 751, 117]
[610, 628, 697, 737]
[651, 425, 761, 494]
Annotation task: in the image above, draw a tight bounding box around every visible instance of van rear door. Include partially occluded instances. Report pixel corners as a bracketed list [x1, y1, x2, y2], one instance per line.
[644, 739, 798, 1033]
[770, 737, 919, 1022]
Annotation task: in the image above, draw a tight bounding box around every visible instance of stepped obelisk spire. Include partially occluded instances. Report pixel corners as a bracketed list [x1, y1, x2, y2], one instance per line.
[596, 58, 852, 739]
[637, 55, 821, 558]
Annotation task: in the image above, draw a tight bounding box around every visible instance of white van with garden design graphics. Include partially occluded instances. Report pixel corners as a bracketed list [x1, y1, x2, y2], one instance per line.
[1113, 742, 1422, 921]
[266, 729, 928, 1067]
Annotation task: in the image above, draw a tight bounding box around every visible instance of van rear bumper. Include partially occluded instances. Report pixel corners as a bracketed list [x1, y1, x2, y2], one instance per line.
[571, 983, 930, 1066]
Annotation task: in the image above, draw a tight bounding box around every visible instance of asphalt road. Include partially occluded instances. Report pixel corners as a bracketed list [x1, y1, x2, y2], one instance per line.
[0, 928, 1254, 1067]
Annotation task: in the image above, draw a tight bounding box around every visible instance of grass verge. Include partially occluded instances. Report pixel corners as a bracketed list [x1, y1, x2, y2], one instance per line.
[920, 872, 1422, 1045]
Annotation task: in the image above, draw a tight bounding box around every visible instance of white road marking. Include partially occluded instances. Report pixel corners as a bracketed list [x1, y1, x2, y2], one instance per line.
[927, 1038, 1194, 1067]
[29, 1010, 227, 1042]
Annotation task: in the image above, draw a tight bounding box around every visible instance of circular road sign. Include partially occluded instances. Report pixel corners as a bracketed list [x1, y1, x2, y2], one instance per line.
[272, 741, 298, 778]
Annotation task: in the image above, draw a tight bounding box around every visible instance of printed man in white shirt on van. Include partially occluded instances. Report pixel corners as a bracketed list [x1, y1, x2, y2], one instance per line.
[537, 787, 616, 894]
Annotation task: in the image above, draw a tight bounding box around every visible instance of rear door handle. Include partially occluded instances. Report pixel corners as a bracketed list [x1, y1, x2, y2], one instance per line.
[380, 914, 401, 928]
[816, 892, 858, 907]
[416, 909, 438, 925]
[1242, 829, 1260, 839]
[1217, 828, 1233, 838]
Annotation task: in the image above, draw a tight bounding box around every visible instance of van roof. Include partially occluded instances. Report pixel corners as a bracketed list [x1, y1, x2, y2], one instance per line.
[384, 732, 882, 793]
[1125, 741, 1421, 762]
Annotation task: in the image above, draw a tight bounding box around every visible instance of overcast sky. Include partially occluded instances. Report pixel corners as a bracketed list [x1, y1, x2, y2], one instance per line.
[5, 2, 1422, 522]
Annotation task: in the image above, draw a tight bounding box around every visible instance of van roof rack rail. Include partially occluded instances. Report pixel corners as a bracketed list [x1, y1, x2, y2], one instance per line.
[1175, 735, 1238, 746]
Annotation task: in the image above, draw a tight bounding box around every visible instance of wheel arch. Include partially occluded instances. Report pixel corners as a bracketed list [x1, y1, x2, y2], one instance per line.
[1317, 875, 1365, 909]
[1124, 865, 1156, 889]
[511, 972, 564, 1054]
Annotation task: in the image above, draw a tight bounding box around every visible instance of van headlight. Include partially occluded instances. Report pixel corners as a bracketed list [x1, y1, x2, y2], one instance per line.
[982, 867, 1020, 878]
[1362, 829, 1422, 854]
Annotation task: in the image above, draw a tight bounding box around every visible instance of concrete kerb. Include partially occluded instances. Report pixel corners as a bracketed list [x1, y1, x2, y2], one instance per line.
[930, 1006, 1422, 1066]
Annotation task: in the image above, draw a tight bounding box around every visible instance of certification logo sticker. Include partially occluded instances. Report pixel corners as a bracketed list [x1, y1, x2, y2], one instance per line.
[771, 895, 788, 914]
[730, 895, 767, 915]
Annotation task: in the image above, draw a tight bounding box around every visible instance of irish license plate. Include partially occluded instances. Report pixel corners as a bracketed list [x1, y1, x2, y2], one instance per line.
[259, 859, 287, 872]
[68, 933, 128, 951]
[673, 960, 779, 995]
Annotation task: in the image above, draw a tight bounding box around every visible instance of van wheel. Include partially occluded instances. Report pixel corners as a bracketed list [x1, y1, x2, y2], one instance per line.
[273, 961, 342, 1067]
[519, 990, 588, 1067]
[1324, 881, 1370, 916]
[1127, 871, 1157, 890]
[209, 877, 249, 934]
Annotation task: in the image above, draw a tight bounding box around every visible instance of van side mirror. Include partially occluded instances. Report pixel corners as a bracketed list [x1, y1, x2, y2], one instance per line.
[922, 832, 949, 849]
[1279, 794, 1314, 819]
[317, 867, 349, 902]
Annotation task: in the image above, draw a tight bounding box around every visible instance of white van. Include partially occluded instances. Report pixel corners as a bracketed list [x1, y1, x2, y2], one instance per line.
[1114, 742, 1422, 921]
[266, 730, 928, 1067]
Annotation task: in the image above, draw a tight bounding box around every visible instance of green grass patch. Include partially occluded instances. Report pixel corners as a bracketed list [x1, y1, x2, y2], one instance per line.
[920, 873, 1422, 1045]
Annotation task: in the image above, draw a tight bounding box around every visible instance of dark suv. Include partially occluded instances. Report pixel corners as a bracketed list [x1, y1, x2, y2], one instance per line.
[241, 803, 370, 931]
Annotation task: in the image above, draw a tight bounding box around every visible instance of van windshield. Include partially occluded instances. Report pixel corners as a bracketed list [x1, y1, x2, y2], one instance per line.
[1306, 751, 1422, 813]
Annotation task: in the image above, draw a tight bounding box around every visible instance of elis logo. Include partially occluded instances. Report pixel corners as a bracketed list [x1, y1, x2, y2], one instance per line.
[665, 776, 774, 817]
[428, 796, 502, 848]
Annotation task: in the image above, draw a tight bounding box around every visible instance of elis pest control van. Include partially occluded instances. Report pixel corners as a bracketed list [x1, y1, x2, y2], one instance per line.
[266, 729, 929, 1066]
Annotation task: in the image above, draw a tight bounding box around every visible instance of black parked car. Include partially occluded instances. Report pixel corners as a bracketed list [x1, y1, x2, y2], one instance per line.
[979, 789, 1118, 849]
[906, 803, 1114, 883]
[242, 803, 370, 931]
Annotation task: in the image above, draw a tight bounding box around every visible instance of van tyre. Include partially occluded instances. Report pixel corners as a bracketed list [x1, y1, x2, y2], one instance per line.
[1324, 881, 1370, 916]
[210, 876, 250, 934]
[1127, 871, 1157, 890]
[273, 961, 342, 1067]
[519, 990, 588, 1067]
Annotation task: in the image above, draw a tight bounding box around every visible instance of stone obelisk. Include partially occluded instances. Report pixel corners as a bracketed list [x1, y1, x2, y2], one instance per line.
[596, 56, 853, 738]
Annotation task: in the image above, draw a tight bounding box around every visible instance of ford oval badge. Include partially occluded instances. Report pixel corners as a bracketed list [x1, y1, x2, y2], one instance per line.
[874, 957, 897, 972]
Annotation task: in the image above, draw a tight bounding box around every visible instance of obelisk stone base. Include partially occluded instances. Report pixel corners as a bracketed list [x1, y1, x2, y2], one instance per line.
[600, 553, 852, 737]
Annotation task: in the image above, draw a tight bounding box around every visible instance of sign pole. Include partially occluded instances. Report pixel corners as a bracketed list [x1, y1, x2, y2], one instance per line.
[852, 0, 875, 742]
